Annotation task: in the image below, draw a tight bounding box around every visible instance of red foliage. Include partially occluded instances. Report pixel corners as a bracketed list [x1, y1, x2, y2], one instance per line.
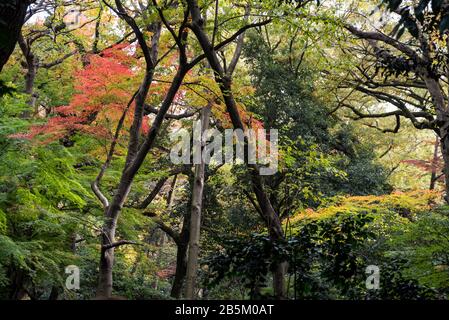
[402, 159, 443, 173]
[13, 44, 136, 142]
[156, 264, 176, 279]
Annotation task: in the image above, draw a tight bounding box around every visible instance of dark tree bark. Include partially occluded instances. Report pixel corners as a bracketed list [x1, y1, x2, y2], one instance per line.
[48, 286, 60, 300]
[94, 0, 274, 297]
[430, 135, 440, 190]
[186, 0, 286, 298]
[144, 176, 192, 299]
[170, 224, 189, 299]
[9, 268, 27, 300]
[0, 0, 32, 73]
[17, 34, 37, 111]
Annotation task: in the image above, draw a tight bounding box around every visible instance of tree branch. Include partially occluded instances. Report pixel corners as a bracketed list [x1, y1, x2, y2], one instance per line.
[102, 240, 142, 250]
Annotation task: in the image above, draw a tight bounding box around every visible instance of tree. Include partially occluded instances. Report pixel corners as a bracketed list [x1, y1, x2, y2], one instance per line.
[17, 0, 98, 112]
[185, 104, 211, 299]
[14, 43, 134, 144]
[339, 0, 449, 201]
[185, 0, 289, 298]
[0, 0, 34, 73]
[92, 0, 268, 298]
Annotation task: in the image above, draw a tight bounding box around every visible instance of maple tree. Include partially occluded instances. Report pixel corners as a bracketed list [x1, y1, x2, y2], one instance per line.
[15, 44, 135, 143]
[3, 0, 449, 304]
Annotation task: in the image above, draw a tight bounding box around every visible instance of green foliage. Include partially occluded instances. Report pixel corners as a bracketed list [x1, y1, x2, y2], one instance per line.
[205, 191, 449, 300]
[387, 208, 449, 290]
[204, 212, 375, 299]
[365, 258, 442, 300]
[0, 93, 96, 299]
[243, 30, 391, 212]
[0, 0, 447, 302]
[326, 125, 393, 196]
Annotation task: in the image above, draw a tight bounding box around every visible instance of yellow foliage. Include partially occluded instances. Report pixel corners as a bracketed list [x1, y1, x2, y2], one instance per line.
[290, 190, 442, 224]
[122, 246, 139, 266]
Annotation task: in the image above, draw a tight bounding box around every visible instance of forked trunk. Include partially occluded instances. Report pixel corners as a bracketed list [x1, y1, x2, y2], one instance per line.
[187, 0, 286, 297]
[171, 213, 191, 298]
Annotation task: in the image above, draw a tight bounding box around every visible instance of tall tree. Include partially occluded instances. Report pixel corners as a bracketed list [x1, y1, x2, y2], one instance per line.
[185, 0, 289, 298]
[92, 0, 264, 297]
[17, 0, 98, 111]
[340, 0, 449, 201]
[185, 104, 211, 299]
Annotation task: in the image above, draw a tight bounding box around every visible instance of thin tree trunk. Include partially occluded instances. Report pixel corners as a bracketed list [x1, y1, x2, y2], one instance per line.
[443, 36, 449, 198]
[9, 268, 26, 300]
[160, 175, 178, 246]
[97, 224, 116, 297]
[170, 210, 191, 299]
[26, 64, 38, 112]
[186, 1, 286, 297]
[185, 105, 211, 299]
[154, 175, 177, 290]
[24, 60, 36, 96]
[422, 75, 449, 202]
[439, 129, 449, 203]
[18, 34, 38, 112]
[171, 240, 188, 299]
[430, 135, 440, 190]
[96, 62, 190, 297]
[48, 286, 60, 300]
[170, 176, 194, 299]
[95, 18, 167, 297]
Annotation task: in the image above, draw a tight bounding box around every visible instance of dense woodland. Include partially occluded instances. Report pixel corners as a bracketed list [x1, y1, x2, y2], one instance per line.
[0, 0, 449, 300]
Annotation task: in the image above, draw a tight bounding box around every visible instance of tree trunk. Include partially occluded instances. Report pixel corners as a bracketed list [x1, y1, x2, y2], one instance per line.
[171, 241, 188, 299]
[25, 63, 38, 111]
[439, 127, 449, 203]
[97, 222, 116, 298]
[187, 0, 286, 298]
[95, 21, 167, 297]
[24, 59, 36, 95]
[443, 37, 449, 198]
[273, 262, 288, 299]
[422, 75, 449, 202]
[48, 286, 60, 300]
[430, 135, 440, 190]
[154, 175, 177, 290]
[170, 176, 193, 299]
[0, 0, 30, 72]
[18, 34, 38, 112]
[95, 66, 187, 298]
[170, 212, 191, 299]
[185, 105, 211, 299]
[9, 268, 27, 300]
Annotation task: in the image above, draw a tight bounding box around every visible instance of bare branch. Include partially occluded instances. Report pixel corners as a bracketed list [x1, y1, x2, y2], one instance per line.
[144, 104, 197, 120]
[102, 240, 142, 250]
[39, 49, 77, 68]
[345, 24, 423, 63]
